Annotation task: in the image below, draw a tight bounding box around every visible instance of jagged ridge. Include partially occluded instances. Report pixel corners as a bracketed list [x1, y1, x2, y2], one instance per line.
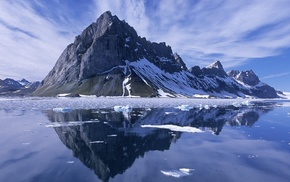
[33, 11, 279, 98]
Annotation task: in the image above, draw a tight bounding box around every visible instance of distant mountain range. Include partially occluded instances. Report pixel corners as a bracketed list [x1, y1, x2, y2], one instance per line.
[0, 78, 40, 96]
[2, 11, 282, 98]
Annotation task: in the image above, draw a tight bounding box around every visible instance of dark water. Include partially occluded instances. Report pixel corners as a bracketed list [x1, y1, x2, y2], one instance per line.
[0, 99, 290, 182]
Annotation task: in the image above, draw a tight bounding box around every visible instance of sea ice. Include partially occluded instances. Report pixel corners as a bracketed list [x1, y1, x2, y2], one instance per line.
[175, 105, 193, 111]
[52, 108, 73, 113]
[141, 124, 203, 133]
[114, 105, 132, 113]
[66, 161, 75, 164]
[89, 141, 106, 144]
[160, 168, 195, 178]
[45, 120, 98, 128]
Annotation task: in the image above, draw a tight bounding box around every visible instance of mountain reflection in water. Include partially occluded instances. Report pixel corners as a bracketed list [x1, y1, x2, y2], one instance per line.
[44, 102, 274, 182]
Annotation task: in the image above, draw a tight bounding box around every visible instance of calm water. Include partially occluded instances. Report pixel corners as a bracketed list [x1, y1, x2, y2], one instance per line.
[0, 98, 290, 182]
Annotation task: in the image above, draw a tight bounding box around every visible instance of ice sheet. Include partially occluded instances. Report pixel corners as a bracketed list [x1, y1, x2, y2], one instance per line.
[160, 168, 195, 178]
[141, 124, 203, 133]
[0, 97, 289, 111]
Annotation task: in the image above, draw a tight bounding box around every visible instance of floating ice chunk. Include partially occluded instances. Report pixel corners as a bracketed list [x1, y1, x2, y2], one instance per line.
[204, 105, 210, 109]
[175, 105, 193, 111]
[165, 112, 175, 115]
[107, 134, 117, 137]
[114, 105, 132, 113]
[89, 141, 106, 144]
[160, 168, 195, 178]
[232, 100, 253, 107]
[52, 108, 73, 113]
[232, 102, 241, 107]
[45, 120, 98, 128]
[241, 100, 253, 106]
[179, 168, 195, 173]
[66, 161, 75, 164]
[141, 124, 203, 133]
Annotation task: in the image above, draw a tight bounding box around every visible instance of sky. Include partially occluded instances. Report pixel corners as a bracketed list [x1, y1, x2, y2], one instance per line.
[0, 0, 290, 91]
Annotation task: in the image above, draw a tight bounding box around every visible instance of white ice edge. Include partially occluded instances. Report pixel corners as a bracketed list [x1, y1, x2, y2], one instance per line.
[141, 124, 203, 133]
[160, 168, 195, 178]
[45, 120, 99, 128]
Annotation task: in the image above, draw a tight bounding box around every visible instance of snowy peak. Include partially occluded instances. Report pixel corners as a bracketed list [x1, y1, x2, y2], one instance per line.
[228, 70, 260, 86]
[201, 60, 227, 78]
[227, 70, 240, 78]
[18, 78, 30, 86]
[236, 70, 260, 86]
[206, 60, 224, 70]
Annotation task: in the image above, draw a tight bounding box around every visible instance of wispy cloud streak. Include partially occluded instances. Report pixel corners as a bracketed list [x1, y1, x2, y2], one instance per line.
[261, 72, 290, 80]
[0, 0, 290, 81]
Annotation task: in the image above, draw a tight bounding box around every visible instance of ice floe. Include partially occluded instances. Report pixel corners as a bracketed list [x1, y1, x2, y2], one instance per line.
[160, 168, 195, 178]
[175, 105, 193, 111]
[89, 141, 106, 144]
[66, 161, 75, 164]
[114, 105, 132, 113]
[52, 108, 73, 113]
[45, 120, 99, 128]
[107, 134, 117, 137]
[141, 124, 203, 133]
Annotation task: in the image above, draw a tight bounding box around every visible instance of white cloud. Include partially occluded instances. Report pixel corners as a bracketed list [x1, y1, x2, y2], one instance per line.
[145, 0, 290, 68]
[1, 0, 290, 81]
[261, 72, 290, 80]
[0, 1, 73, 81]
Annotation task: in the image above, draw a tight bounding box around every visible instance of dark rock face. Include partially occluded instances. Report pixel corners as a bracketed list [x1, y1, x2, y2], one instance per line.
[227, 69, 278, 98]
[202, 60, 228, 78]
[0, 78, 40, 96]
[235, 70, 260, 86]
[34, 11, 185, 97]
[33, 11, 280, 98]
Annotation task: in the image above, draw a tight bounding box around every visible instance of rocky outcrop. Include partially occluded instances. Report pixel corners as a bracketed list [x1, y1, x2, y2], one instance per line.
[227, 70, 278, 98]
[33, 11, 280, 98]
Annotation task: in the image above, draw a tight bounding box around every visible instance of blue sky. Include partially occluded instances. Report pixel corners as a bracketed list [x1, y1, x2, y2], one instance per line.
[0, 0, 290, 91]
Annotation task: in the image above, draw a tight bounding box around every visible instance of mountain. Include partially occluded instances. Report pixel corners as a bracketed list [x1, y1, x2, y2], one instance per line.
[0, 78, 40, 96]
[33, 11, 279, 98]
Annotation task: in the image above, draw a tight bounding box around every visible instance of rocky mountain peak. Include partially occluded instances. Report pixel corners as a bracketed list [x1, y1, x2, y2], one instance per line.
[202, 60, 227, 78]
[227, 70, 240, 78]
[206, 60, 224, 70]
[33, 12, 280, 99]
[173, 53, 187, 70]
[235, 70, 260, 86]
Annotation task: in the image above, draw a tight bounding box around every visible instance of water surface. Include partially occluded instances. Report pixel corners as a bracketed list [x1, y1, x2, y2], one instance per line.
[0, 98, 289, 182]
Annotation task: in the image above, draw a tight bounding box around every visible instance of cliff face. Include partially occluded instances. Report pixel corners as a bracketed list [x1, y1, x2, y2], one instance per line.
[33, 11, 279, 98]
[34, 11, 186, 97]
